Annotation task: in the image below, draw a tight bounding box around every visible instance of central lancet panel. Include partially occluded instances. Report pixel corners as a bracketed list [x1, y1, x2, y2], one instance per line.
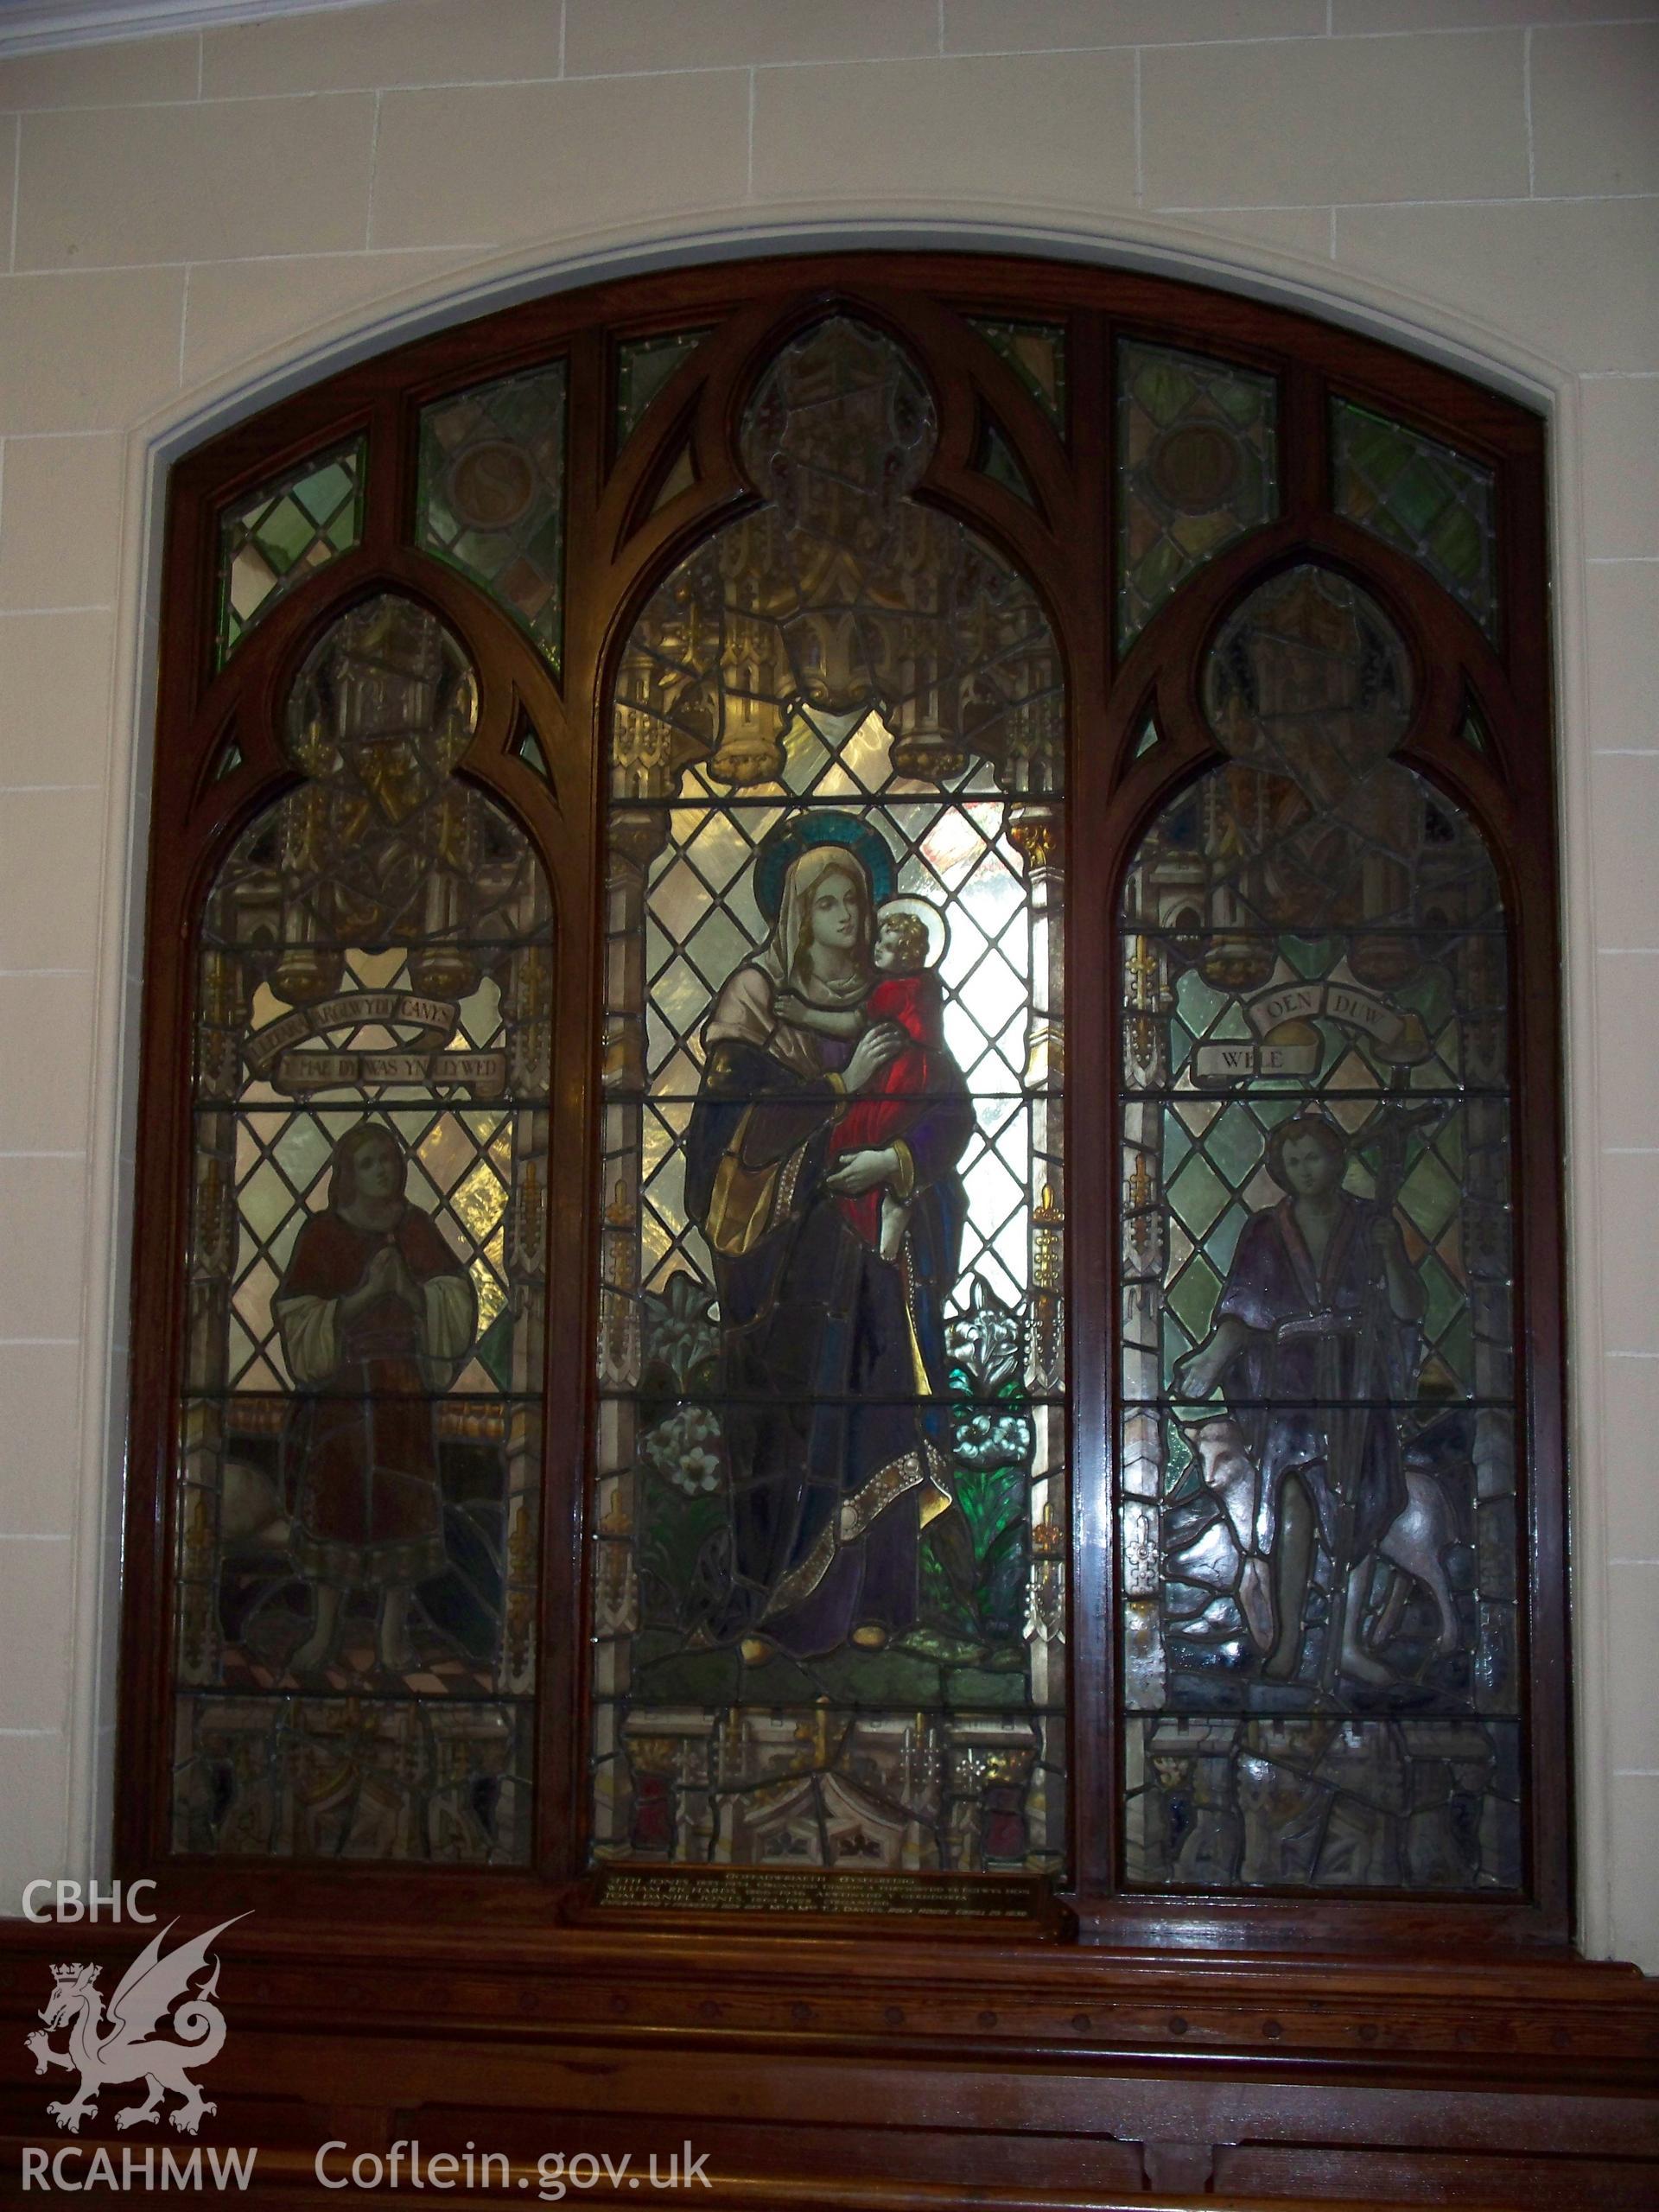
[589, 318, 1068, 1874]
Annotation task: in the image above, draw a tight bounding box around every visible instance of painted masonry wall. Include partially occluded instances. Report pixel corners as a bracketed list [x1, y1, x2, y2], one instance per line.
[0, 0, 1653, 1966]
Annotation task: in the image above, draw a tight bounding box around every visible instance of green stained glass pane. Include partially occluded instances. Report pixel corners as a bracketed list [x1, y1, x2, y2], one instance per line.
[1160, 1120, 1192, 1183]
[1166, 1252, 1221, 1349]
[979, 416, 1036, 505]
[1204, 1100, 1263, 1188]
[1332, 399, 1497, 641]
[212, 736, 243, 782]
[1168, 1151, 1228, 1240]
[968, 316, 1067, 431]
[1399, 1144, 1460, 1243]
[1175, 964, 1226, 1033]
[417, 359, 569, 673]
[515, 724, 554, 785]
[615, 327, 709, 449]
[215, 438, 364, 667]
[1132, 715, 1160, 761]
[1116, 340, 1278, 656]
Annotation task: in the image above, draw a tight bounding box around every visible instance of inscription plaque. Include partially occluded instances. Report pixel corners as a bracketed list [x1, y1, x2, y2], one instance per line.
[590, 1868, 1052, 1922]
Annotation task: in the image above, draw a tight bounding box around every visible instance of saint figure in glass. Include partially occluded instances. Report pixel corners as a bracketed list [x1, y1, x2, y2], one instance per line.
[276, 1122, 478, 1677]
[1173, 1109, 1457, 1693]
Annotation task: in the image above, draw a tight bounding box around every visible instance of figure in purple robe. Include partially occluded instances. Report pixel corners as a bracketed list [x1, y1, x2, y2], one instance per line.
[1174, 1112, 1427, 1688]
[685, 842, 975, 1663]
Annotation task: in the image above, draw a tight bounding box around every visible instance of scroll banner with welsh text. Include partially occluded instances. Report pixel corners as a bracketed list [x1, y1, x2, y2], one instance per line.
[243, 991, 507, 1096]
[1192, 977, 1429, 1088]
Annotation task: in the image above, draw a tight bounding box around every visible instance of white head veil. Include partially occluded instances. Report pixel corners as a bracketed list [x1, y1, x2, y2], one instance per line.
[704, 844, 873, 1068]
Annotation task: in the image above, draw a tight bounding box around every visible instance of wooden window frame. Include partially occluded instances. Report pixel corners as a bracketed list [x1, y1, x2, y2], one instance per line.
[122, 250, 1567, 1961]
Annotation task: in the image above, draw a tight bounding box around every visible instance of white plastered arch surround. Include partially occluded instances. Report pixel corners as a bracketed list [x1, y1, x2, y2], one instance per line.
[79, 200, 1609, 1953]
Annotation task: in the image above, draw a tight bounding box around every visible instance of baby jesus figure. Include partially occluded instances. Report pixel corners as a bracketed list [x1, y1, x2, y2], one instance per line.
[775, 898, 950, 1264]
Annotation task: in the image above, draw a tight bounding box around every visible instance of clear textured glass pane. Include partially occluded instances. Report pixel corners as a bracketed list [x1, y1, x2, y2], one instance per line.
[594, 319, 1068, 1880]
[1116, 340, 1278, 656]
[417, 359, 568, 671]
[1117, 563, 1517, 1894]
[177, 596, 550, 1865]
[216, 439, 364, 665]
[1333, 398, 1498, 641]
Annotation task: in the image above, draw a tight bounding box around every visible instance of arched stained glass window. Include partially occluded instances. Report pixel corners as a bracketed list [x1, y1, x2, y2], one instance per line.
[172, 594, 552, 1862]
[591, 318, 1067, 1875]
[1118, 566, 1516, 1893]
[123, 258, 1567, 1971]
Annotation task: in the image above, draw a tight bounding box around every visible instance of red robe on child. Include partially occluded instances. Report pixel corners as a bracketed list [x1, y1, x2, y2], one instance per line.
[827, 969, 945, 1250]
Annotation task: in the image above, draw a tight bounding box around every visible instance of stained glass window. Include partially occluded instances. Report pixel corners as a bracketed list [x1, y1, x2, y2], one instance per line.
[1119, 565, 1518, 1893]
[592, 318, 1067, 1877]
[174, 594, 551, 1862]
[968, 317, 1067, 434]
[416, 362, 568, 671]
[1117, 341, 1277, 656]
[1333, 399, 1497, 641]
[143, 256, 1567, 1967]
[615, 328, 709, 450]
[216, 441, 363, 665]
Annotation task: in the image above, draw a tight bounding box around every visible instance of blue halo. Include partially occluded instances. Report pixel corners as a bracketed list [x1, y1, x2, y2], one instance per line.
[753, 811, 897, 925]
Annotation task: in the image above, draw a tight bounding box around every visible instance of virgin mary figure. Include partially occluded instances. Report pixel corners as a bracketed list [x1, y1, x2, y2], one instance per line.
[684, 817, 975, 1663]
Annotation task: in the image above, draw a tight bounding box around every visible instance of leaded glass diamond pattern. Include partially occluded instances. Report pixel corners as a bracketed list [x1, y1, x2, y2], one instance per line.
[593, 315, 1067, 1882]
[1116, 562, 1519, 1894]
[1129, 1085, 1500, 1400]
[1117, 341, 1277, 655]
[418, 360, 568, 670]
[217, 440, 363, 665]
[211, 1094, 514, 1396]
[179, 599, 553, 1868]
[1333, 399, 1497, 641]
[627, 731, 1039, 1310]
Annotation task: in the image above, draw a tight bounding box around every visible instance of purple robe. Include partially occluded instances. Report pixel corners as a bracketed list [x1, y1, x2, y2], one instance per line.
[1214, 1194, 1415, 1560]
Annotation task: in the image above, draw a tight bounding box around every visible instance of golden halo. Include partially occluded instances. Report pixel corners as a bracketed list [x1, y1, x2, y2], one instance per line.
[875, 895, 949, 969]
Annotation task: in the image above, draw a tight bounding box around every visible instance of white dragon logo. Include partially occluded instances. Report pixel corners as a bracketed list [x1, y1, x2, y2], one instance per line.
[26, 1916, 246, 2137]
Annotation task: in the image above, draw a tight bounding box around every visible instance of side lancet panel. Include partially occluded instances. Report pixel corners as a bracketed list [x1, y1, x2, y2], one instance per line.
[173, 594, 552, 1863]
[1118, 564, 1519, 1894]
